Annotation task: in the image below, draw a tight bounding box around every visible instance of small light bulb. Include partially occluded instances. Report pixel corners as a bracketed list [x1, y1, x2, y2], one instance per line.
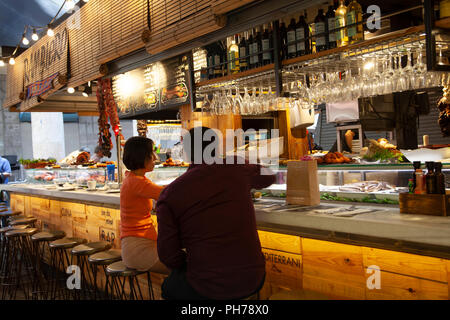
[22, 37, 29, 45]
[0, 60, 5, 67]
[67, 0, 75, 9]
[47, 28, 54, 37]
[9, 57, 15, 65]
[67, 87, 75, 94]
[32, 29, 39, 41]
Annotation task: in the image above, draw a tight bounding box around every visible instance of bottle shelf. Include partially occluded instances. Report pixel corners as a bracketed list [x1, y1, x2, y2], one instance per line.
[196, 63, 275, 88]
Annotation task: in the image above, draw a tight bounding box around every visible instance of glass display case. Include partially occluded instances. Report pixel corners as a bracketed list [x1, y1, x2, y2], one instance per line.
[24, 167, 108, 187]
[146, 166, 187, 186]
[261, 163, 450, 204]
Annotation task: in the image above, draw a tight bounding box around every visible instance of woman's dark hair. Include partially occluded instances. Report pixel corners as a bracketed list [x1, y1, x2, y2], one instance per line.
[123, 136, 155, 170]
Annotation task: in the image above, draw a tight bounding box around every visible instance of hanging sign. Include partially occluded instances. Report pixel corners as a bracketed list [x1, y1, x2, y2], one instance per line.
[26, 72, 59, 99]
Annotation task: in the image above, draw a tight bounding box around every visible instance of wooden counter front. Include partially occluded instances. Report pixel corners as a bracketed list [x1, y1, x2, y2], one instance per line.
[8, 192, 450, 300]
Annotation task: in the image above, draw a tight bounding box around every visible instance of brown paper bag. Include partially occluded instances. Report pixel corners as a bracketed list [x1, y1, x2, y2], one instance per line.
[286, 160, 320, 206]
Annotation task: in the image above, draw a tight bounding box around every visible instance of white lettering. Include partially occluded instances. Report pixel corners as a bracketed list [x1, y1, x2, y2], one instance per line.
[366, 265, 381, 289]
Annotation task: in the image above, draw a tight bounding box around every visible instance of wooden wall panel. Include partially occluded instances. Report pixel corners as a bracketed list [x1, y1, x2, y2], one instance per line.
[30, 196, 52, 230]
[262, 248, 302, 290]
[302, 238, 366, 299]
[85, 205, 121, 249]
[258, 230, 301, 255]
[10, 194, 25, 213]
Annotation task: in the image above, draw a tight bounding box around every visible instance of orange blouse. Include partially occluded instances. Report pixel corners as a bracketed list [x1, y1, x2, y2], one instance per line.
[120, 171, 164, 241]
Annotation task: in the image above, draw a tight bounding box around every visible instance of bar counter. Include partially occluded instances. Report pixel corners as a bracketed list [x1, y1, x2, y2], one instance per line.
[2, 183, 450, 300]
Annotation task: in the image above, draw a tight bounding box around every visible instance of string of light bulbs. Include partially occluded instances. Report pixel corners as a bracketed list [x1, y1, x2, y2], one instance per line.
[0, 0, 89, 67]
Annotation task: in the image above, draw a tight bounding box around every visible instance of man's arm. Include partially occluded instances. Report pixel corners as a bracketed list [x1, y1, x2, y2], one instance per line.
[249, 164, 276, 190]
[156, 200, 186, 270]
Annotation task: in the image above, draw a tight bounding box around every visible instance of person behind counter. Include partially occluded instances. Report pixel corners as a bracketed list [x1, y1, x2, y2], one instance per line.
[120, 136, 170, 274]
[156, 126, 276, 300]
[90, 145, 105, 163]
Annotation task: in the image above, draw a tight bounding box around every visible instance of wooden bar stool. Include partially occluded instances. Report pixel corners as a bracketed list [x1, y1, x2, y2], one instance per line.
[87, 249, 122, 300]
[70, 241, 111, 300]
[48, 237, 87, 299]
[0, 210, 21, 228]
[9, 217, 37, 228]
[105, 260, 154, 300]
[29, 230, 66, 299]
[2, 228, 38, 299]
[0, 225, 29, 288]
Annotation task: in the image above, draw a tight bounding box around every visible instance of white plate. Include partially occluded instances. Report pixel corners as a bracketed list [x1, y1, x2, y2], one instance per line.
[57, 187, 76, 191]
[106, 189, 120, 193]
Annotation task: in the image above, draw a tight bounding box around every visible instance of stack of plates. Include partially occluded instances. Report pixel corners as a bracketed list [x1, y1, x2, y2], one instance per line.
[351, 140, 361, 154]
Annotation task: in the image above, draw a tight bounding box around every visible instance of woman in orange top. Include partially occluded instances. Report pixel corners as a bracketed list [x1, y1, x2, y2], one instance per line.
[120, 136, 169, 273]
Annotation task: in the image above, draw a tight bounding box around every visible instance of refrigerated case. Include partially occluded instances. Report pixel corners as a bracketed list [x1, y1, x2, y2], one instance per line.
[24, 167, 107, 187]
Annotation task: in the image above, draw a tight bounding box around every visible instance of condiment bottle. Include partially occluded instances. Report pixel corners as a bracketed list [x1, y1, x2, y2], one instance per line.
[408, 178, 414, 194]
[412, 161, 421, 191]
[434, 162, 446, 194]
[414, 169, 426, 194]
[425, 162, 437, 194]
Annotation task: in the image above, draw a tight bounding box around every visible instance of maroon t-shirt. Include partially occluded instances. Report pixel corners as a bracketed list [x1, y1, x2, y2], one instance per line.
[156, 159, 275, 299]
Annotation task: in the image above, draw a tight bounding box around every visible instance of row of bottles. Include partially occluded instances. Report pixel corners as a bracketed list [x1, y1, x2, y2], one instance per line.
[203, 0, 364, 80]
[410, 161, 446, 195]
[205, 24, 275, 79]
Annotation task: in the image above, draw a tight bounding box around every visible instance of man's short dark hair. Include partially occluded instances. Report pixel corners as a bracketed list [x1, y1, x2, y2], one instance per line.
[94, 145, 102, 154]
[182, 126, 219, 163]
[123, 136, 155, 170]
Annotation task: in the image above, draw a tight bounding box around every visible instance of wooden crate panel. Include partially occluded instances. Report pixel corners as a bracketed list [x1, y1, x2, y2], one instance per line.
[30, 197, 51, 222]
[302, 238, 366, 290]
[365, 271, 448, 300]
[262, 248, 302, 290]
[58, 201, 86, 237]
[258, 230, 301, 254]
[86, 205, 120, 248]
[363, 247, 448, 283]
[303, 274, 366, 300]
[10, 194, 25, 213]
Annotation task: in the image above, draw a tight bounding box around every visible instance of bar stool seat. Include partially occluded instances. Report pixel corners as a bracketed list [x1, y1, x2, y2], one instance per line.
[5, 228, 38, 237]
[71, 241, 111, 256]
[88, 249, 121, 265]
[0, 211, 21, 218]
[0, 224, 29, 233]
[106, 260, 142, 277]
[9, 217, 37, 226]
[49, 237, 87, 249]
[31, 230, 66, 242]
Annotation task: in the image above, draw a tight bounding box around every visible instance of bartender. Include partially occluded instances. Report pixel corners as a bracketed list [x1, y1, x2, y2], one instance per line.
[91, 146, 105, 163]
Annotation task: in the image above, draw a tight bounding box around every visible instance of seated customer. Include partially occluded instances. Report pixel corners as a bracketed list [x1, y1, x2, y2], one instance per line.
[156, 126, 276, 300]
[120, 136, 169, 274]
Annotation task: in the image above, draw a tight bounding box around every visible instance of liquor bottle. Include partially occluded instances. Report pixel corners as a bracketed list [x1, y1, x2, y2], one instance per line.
[279, 21, 288, 60]
[333, 0, 339, 9]
[434, 162, 446, 194]
[295, 13, 310, 57]
[335, 0, 348, 47]
[286, 18, 297, 59]
[228, 35, 240, 74]
[346, 0, 363, 44]
[254, 26, 262, 67]
[206, 45, 215, 80]
[247, 29, 254, 69]
[426, 162, 437, 194]
[326, 5, 337, 49]
[220, 40, 227, 77]
[314, 8, 327, 52]
[412, 161, 421, 191]
[239, 32, 249, 71]
[262, 23, 273, 65]
[414, 169, 426, 194]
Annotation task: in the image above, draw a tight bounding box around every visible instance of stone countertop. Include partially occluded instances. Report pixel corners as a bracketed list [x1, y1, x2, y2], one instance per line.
[255, 198, 450, 260]
[1, 184, 120, 207]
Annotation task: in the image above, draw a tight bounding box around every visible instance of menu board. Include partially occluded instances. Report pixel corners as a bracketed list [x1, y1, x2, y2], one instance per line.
[113, 54, 189, 118]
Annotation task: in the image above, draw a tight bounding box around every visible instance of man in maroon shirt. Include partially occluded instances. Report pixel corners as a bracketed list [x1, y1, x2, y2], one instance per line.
[156, 126, 276, 300]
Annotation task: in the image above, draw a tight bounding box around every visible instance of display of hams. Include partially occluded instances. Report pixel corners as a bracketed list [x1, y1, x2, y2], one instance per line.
[438, 80, 450, 137]
[60, 150, 91, 165]
[137, 120, 148, 137]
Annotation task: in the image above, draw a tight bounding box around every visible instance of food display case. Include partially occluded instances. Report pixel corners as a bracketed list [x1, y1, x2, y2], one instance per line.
[146, 166, 188, 186]
[24, 167, 107, 187]
[261, 163, 450, 204]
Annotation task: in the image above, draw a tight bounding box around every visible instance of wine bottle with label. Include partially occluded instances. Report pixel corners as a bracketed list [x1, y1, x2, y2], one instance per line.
[228, 35, 240, 74]
[314, 8, 327, 52]
[286, 18, 297, 59]
[346, 0, 363, 44]
[262, 23, 273, 65]
[335, 0, 348, 47]
[239, 32, 249, 71]
[253, 26, 262, 68]
[248, 29, 255, 69]
[279, 21, 288, 60]
[296, 14, 310, 57]
[206, 45, 215, 80]
[326, 5, 337, 49]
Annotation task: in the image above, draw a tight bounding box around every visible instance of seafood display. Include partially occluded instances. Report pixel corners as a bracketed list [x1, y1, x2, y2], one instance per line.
[338, 181, 396, 193]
